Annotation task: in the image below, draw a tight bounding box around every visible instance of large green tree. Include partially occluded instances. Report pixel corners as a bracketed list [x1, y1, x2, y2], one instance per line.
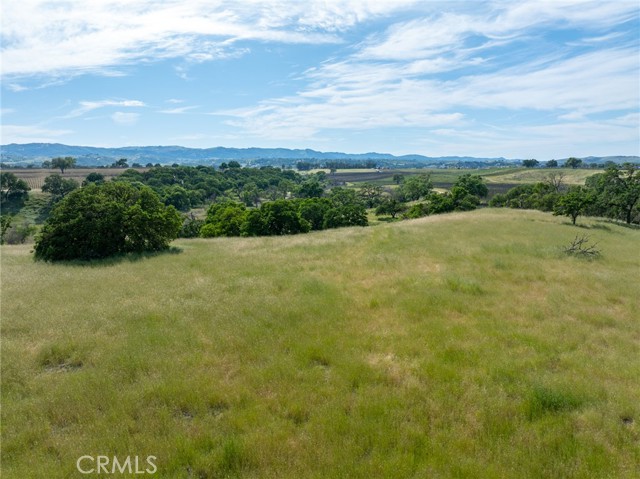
[375, 197, 407, 219]
[398, 174, 432, 201]
[563, 157, 582, 169]
[453, 174, 488, 198]
[1, 172, 30, 201]
[553, 186, 593, 225]
[586, 164, 640, 224]
[42, 174, 79, 202]
[51, 156, 76, 174]
[34, 182, 181, 261]
[200, 201, 248, 237]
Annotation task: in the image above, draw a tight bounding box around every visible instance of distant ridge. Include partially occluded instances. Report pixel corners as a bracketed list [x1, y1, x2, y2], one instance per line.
[1, 143, 637, 167]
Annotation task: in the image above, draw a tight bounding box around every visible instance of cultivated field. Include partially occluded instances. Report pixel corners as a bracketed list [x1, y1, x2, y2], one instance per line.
[329, 167, 597, 190]
[7, 168, 148, 191]
[2, 209, 639, 478]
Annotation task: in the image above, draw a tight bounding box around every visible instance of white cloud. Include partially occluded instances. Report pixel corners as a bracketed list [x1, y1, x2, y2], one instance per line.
[0, 0, 419, 78]
[217, 1, 639, 148]
[67, 99, 146, 118]
[158, 106, 198, 114]
[111, 112, 140, 125]
[1, 124, 72, 144]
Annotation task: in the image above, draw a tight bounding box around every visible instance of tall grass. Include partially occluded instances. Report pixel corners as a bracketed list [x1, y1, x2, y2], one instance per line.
[2, 209, 639, 478]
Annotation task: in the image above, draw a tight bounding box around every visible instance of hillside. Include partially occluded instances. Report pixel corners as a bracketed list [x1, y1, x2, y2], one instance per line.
[2, 209, 639, 478]
[0, 143, 512, 166]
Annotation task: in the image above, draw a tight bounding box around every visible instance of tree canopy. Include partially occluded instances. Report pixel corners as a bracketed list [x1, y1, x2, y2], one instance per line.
[51, 157, 76, 173]
[34, 182, 181, 261]
[1, 172, 30, 202]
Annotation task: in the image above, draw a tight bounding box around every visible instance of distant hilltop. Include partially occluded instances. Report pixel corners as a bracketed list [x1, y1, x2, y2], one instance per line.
[1, 143, 637, 167]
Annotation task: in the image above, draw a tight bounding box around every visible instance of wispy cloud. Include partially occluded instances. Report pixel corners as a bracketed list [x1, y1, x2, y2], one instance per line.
[1, 0, 418, 78]
[217, 1, 639, 149]
[111, 112, 140, 125]
[67, 100, 146, 118]
[1, 125, 72, 144]
[158, 106, 199, 115]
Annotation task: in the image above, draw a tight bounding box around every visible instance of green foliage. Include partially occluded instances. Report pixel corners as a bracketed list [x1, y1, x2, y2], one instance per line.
[296, 178, 325, 198]
[199, 186, 367, 238]
[323, 204, 368, 228]
[546, 159, 558, 168]
[178, 214, 204, 238]
[563, 157, 582, 169]
[50, 156, 76, 173]
[115, 165, 305, 211]
[259, 199, 310, 235]
[82, 172, 105, 186]
[2, 220, 37, 244]
[375, 197, 408, 219]
[111, 158, 129, 168]
[490, 182, 560, 211]
[0, 214, 12, 244]
[1, 172, 30, 201]
[453, 174, 488, 198]
[553, 186, 594, 225]
[426, 192, 456, 214]
[404, 202, 430, 219]
[298, 198, 332, 230]
[358, 183, 384, 207]
[398, 173, 432, 201]
[522, 159, 539, 168]
[392, 173, 404, 185]
[34, 182, 181, 261]
[200, 201, 248, 237]
[586, 164, 640, 224]
[42, 174, 79, 202]
[328, 187, 363, 207]
[163, 185, 192, 211]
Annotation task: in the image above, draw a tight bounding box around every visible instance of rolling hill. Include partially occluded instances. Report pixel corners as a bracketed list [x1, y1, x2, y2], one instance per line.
[2, 209, 639, 478]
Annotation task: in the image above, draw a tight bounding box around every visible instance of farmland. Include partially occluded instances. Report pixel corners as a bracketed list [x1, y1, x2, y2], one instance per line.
[6, 168, 148, 191]
[2, 209, 639, 478]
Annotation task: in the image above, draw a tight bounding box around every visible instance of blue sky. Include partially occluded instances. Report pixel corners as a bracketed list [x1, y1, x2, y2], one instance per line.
[1, 0, 638, 159]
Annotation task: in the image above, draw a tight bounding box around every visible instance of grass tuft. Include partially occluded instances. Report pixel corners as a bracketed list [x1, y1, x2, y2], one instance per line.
[525, 386, 586, 421]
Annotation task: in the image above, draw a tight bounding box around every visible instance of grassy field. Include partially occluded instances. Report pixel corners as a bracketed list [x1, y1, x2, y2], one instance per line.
[2, 209, 639, 478]
[481, 168, 598, 185]
[328, 167, 597, 188]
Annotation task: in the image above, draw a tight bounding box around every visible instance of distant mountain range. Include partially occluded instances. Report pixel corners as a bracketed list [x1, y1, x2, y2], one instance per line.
[1, 143, 637, 167]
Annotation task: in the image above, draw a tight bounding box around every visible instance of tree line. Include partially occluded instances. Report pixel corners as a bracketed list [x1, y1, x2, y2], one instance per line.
[490, 164, 639, 225]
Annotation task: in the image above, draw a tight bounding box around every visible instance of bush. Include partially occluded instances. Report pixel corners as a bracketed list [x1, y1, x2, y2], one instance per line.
[34, 182, 181, 261]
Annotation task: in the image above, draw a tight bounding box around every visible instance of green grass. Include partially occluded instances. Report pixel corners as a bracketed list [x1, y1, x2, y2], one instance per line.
[2, 209, 639, 478]
[481, 167, 597, 185]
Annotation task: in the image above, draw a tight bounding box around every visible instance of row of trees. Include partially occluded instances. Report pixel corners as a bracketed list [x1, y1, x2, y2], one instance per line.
[196, 188, 368, 238]
[491, 165, 639, 225]
[114, 165, 309, 211]
[372, 174, 488, 221]
[520, 158, 584, 168]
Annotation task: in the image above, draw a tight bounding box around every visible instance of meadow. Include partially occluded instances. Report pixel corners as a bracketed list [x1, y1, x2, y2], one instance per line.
[1, 209, 639, 478]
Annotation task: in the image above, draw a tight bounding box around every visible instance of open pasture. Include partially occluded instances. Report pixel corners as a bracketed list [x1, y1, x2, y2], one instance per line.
[2, 209, 639, 478]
